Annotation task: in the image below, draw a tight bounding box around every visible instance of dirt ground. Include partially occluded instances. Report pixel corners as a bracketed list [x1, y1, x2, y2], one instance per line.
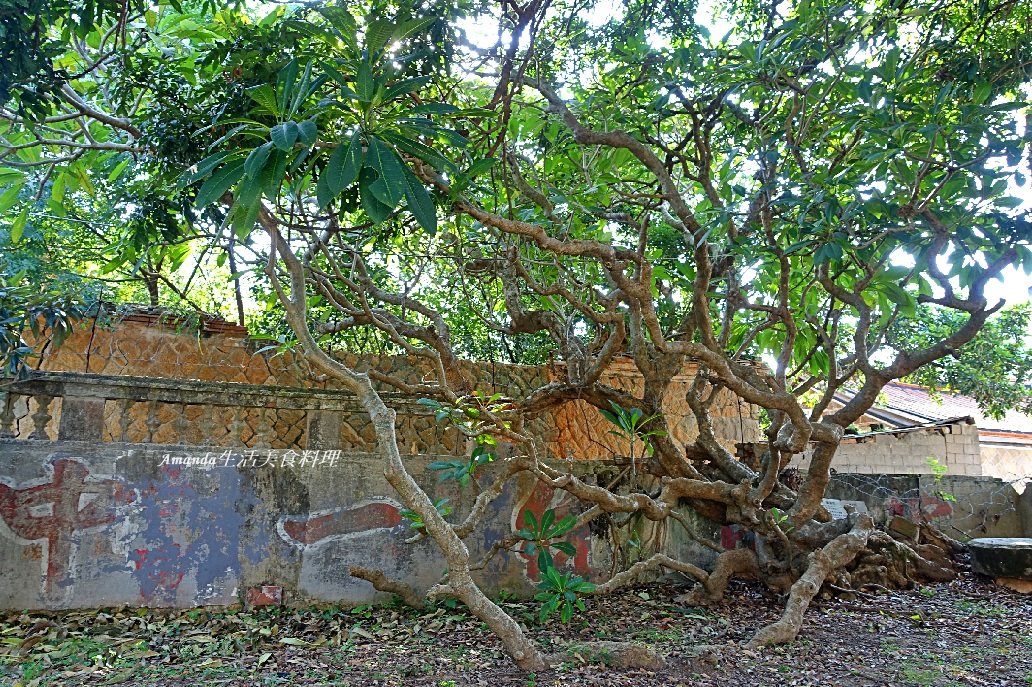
[2, 571, 1029, 687]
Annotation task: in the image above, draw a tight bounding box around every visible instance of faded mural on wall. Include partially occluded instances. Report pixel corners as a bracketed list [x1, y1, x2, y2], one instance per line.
[0, 457, 137, 602]
[0, 447, 599, 610]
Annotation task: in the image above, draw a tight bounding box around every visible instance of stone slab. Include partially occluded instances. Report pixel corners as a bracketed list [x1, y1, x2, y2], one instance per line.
[968, 538, 1032, 580]
[821, 499, 869, 521]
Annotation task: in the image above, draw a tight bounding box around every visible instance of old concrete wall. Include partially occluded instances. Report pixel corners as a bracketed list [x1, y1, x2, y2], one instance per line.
[793, 420, 983, 476]
[23, 318, 762, 460]
[1, 320, 757, 612]
[980, 444, 1032, 484]
[3, 440, 715, 611]
[825, 473, 1028, 539]
[1019, 487, 1032, 536]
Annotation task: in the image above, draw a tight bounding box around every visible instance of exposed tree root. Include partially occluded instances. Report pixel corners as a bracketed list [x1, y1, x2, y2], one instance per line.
[676, 548, 760, 606]
[349, 566, 425, 609]
[589, 553, 708, 596]
[747, 514, 874, 648]
[850, 530, 955, 588]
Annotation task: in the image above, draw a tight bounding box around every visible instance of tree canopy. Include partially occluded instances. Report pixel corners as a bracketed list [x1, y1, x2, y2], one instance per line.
[889, 303, 1032, 419]
[1, 0, 1031, 669]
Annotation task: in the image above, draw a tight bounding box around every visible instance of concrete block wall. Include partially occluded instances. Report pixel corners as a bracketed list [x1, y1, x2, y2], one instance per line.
[1, 437, 1023, 612]
[793, 420, 983, 477]
[924, 473, 1026, 537]
[1020, 487, 1032, 535]
[980, 444, 1032, 484]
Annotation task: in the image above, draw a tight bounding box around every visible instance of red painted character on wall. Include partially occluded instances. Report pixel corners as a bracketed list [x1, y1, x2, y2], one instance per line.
[278, 499, 404, 548]
[512, 481, 591, 580]
[0, 458, 135, 600]
[886, 494, 954, 521]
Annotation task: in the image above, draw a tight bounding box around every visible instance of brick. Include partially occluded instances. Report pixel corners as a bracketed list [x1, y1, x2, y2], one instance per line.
[889, 516, 919, 540]
[245, 585, 283, 607]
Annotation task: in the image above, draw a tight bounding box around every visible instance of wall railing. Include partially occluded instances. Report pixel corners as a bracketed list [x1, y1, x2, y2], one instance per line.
[0, 371, 461, 452]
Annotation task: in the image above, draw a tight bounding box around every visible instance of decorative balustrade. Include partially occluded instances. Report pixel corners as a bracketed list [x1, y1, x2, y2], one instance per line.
[0, 371, 465, 453]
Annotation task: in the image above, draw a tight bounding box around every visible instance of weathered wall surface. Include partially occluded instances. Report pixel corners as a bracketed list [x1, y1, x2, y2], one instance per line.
[1021, 487, 1032, 535]
[825, 473, 1028, 539]
[9, 319, 1024, 611]
[980, 444, 1032, 484]
[1, 318, 749, 612]
[24, 318, 762, 459]
[3, 440, 714, 611]
[792, 420, 983, 476]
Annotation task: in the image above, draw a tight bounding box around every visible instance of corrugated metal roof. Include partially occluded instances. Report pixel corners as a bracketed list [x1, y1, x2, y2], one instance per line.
[839, 382, 1032, 435]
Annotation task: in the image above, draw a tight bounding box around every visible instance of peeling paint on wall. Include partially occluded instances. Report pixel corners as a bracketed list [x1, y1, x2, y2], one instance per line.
[277, 500, 404, 549]
[0, 457, 136, 602]
[512, 481, 591, 580]
[0, 446, 619, 609]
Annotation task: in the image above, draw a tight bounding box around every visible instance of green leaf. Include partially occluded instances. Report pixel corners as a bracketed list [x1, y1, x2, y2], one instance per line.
[321, 130, 363, 203]
[320, 61, 361, 100]
[277, 59, 300, 114]
[394, 16, 437, 42]
[355, 61, 375, 102]
[365, 18, 395, 56]
[381, 75, 430, 102]
[365, 137, 405, 207]
[316, 174, 334, 209]
[244, 142, 274, 178]
[973, 82, 991, 104]
[315, 6, 357, 46]
[541, 508, 555, 533]
[0, 181, 24, 214]
[180, 151, 234, 188]
[270, 121, 299, 151]
[409, 103, 460, 116]
[378, 130, 454, 173]
[466, 157, 497, 177]
[537, 548, 554, 575]
[289, 60, 314, 116]
[259, 149, 288, 199]
[9, 207, 28, 243]
[539, 597, 559, 623]
[297, 119, 318, 146]
[231, 174, 263, 237]
[0, 168, 22, 186]
[195, 159, 245, 208]
[106, 156, 130, 183]
[814, 242, 844, 265]
[359, 168, 394, 223]
[551, 515, 578, 537]
[552, 541, 576, 556]
[402, 167, 436, 234]
[247, 84, 280, 117]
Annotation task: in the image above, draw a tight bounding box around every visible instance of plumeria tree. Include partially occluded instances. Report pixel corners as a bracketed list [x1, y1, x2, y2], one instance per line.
[2, 0, 1030, 669]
